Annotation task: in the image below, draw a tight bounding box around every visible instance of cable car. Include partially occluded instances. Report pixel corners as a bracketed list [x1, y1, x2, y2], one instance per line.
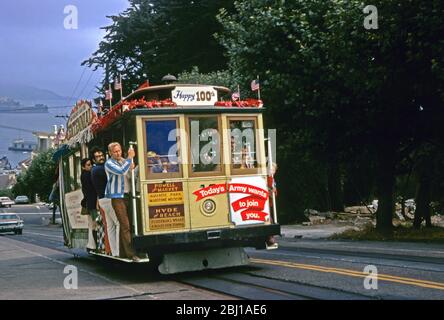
[56, 82, 280, 274]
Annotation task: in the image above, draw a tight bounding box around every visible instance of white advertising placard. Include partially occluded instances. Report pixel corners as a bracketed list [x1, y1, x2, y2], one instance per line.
[65, 189, 88, 229]
[171, 86, 218, 106]
[229, 176, 270, 226]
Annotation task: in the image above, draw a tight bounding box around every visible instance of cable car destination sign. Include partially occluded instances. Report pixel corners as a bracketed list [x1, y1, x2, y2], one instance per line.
[66, 100, 96, 146]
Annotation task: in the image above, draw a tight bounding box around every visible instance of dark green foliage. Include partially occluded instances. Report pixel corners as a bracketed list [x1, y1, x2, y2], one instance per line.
[80, 0, 444, 229]
[0, 189, 14, 199]
[178, 66, 239, 90]
[12, 150, 57, 203]
[83, 0, 234, 98]
[217, 0, 444, 230]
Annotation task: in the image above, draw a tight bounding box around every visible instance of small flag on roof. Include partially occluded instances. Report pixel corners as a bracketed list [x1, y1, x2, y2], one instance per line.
[114, 76, 122, 90]
[232, 84, 241, 101]
[105, 88, 113, 100]
[137, 80, 150, 90]
[251, 78, 260, 91]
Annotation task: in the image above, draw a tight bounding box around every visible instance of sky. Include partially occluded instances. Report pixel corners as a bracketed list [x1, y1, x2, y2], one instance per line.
[0, 0, 129, 98]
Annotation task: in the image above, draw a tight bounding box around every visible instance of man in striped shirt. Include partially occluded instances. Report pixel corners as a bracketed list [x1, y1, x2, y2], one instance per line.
[105, 142, 139, 261]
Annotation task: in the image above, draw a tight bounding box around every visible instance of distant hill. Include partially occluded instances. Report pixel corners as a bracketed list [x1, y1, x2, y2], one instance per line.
[0, 83, 69, 101]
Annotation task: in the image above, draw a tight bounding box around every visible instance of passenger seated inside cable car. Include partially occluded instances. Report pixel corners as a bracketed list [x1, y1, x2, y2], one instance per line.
[147, 151, 179, 173]
[230, 119, 257, 170]
[145, 119, 180, 175]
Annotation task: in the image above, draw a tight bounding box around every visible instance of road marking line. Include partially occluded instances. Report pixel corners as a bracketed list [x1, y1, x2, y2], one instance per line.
[251, 258, 444, 291]
[260, 260, 444, 287]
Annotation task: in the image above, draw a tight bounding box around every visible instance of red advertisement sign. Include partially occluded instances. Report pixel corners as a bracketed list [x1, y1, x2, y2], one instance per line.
[240, 210, 268, 222]
[228, 183, 269, 200]
[192, 179, 270, 224]
[192, 184, 227, 201]
[193, 183, 269, 201]
[231, 195, 266, 212]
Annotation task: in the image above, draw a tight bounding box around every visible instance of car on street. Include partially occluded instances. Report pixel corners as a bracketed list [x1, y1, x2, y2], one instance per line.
[0, 213, 24, 234]
[14, 195, 30, 204]
[0, 196, 14, 208]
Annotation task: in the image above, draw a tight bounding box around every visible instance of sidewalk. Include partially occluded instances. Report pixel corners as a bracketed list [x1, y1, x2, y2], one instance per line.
[0, 236, 145, 299]
[278, 224, 444, 259]
[280, 223, 357, 240]
[0, 236, 237, 300]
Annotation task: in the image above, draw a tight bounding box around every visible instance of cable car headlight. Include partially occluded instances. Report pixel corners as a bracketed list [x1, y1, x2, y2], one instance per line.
[201, 199, 216, 216]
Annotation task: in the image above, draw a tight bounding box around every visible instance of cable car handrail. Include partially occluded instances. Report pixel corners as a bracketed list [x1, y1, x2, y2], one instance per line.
[129, 141, 138, 236]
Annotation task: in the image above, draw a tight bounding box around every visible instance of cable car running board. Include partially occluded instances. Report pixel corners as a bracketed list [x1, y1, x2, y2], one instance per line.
[158, 247, 249, 274]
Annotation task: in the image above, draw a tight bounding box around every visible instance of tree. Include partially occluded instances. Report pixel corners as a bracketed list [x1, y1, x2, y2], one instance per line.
[12, 150, 57, 203]
[0, 189, 14, 199]
[83, 0, 234, 100]
[216, 0, 444, 232]
[216, 0, 369, 221]
[178, 66, 239, 90]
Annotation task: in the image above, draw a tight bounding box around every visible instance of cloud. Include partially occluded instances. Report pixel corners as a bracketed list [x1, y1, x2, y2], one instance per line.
[0, 0, 128, 97]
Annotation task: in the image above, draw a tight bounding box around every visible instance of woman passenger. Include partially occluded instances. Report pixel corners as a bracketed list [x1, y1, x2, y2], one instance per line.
[80, 158, 98, 252]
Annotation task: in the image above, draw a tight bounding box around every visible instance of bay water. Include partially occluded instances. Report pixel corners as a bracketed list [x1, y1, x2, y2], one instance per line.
[0, 101, 71, 167]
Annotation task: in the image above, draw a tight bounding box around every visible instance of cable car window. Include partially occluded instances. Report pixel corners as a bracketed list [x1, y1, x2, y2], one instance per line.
[188, 116, 222, 174]
[229, 119, 258, 172]
[145, 119, 181, 178]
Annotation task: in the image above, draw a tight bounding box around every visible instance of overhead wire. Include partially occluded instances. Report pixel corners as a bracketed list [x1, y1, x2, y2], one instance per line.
[0, 124, 36, 133]
[66, 66, 87, 107]
[86, 78, 103, 101]
[75, 69, 95, 101]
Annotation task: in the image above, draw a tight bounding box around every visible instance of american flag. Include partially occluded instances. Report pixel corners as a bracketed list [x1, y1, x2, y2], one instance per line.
[137, 80, 150, 90]
[114, 76, 122, 90]
[232, 91, 240, 101]
[105, 89, 113, 100]
[251, 79, 260, 91]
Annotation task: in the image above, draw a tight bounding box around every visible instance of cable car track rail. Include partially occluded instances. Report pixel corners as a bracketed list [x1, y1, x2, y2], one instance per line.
[177, 270, 375, 300]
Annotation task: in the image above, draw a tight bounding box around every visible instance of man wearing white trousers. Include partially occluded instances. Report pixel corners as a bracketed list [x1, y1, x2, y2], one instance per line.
[91, 147, 120, 257]
[105, 142, 139, 261]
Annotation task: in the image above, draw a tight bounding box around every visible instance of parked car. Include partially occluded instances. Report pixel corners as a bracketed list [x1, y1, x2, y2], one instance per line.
[0, 196, 14, 208]
[0, 213, 24, 234]
[14, 195, 30, 204]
